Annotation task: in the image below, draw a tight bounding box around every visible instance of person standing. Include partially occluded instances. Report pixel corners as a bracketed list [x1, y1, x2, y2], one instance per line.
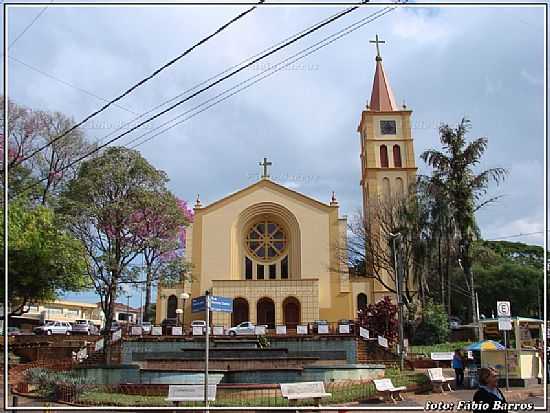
[473, 367, 508, 413]
[452, 349, 465, 387]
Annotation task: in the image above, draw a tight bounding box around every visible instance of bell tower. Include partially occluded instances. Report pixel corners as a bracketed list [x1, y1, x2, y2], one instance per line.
[357, 35, 417, 216]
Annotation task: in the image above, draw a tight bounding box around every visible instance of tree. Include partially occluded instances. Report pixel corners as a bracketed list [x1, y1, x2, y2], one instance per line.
[420, 118, 507, 323]
[338, 191, 427, 316]
[0, 200, 88, 318]
[412, 300, 450, 345]
[132, 194, 193, 322]
[359, 296, 399, 346]
[58, 147, 169, 360]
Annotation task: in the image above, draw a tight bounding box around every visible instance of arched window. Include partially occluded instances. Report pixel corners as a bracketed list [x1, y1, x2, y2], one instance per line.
[283, 296, 301, 328]
[357, 293, 368, 312]
[382, 177, 391, 199]
[166, 295, 178, 320]
[257, 297, 275, 329]
[380, 145, 389, 168]
[393, 145, 402, 168]
[395, 177, 405, 196]
[232, 297, 249, 326]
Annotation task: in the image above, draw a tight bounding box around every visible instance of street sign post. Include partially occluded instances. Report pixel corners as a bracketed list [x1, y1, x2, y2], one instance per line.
[497, 301, 512, 391]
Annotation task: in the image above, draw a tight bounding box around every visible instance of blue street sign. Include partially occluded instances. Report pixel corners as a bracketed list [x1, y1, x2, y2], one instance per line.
[192, 296, 206, 313]
[210, 296, 233, 313]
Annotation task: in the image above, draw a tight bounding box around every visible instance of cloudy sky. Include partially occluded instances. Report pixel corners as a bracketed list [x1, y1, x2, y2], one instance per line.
[3, 1, 546, 306]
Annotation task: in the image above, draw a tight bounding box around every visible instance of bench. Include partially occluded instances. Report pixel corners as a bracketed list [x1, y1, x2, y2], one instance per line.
[280, 381, 331, 406]
[373, 378, 407, 403]
[427, 367, 454, 392]
[165, 384, 216, 406]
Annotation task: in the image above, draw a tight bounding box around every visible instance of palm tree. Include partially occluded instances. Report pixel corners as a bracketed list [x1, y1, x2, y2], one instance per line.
[421, 118, 507, 324]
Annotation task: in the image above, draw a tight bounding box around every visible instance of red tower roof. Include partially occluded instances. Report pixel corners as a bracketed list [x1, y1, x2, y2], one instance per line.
[369, 57, 398, 112]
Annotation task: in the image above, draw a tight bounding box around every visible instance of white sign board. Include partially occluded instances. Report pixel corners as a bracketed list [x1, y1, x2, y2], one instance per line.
[212, 326, 224, 336]
[192, 326, 203, 336]
[403, 338, 409, 349]
[359, 327, 369, 339]
[166, 384, 216, 402]
[339, 324, 350, 334]
[497, 301, 511, 318]
[431, 352, 454, 361]
[131, 326, 142, 336]
[297, 324, 308, 335]
[255, 325, 266, 335]
[172, 326, 183, 336]
[111, 328, 122, 342]
[276, 325, 287, 335]
[377, 336, 388, 348]
[94, 338, 104, 351]
[467, 351, 474, 360]
[318, 324, 329, 334]
[498, 318, 512, 331]
[151, 326, 162, 336]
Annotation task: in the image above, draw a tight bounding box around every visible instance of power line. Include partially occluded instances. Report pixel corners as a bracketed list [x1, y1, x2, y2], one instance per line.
[126, 6, 395, 150]
[14, 0, 264, 166]
[8, 1, 54, 50]
[83, 3, 360, 148]
[8, 55, 138, 115]
[16, 3, 366, 197]
[487, 231, 548, 241]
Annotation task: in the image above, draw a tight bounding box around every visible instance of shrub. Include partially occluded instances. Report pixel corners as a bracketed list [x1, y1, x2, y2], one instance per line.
[24, 368, 93, 401]
[412, 301, 450, 345]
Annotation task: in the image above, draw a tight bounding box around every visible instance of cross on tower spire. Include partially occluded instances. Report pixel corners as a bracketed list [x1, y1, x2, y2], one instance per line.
[369, 34, 385, 61]
[259, 157, 272, 179]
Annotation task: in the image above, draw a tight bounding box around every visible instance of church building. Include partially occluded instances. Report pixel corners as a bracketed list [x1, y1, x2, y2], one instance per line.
[156, 36, 417, 328]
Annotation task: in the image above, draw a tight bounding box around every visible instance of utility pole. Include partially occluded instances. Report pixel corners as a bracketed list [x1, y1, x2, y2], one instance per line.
[204, 290, 211, 409]
[389, 232, 405, 371]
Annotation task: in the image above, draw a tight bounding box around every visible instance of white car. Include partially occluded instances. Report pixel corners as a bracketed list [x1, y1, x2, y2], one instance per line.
[34, 321, 72, 336]
[227, 321, 266, 336]
[190, 320, 210, 334]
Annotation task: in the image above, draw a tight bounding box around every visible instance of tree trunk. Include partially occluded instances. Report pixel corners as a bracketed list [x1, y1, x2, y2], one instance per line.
[143, 268, 153, 322]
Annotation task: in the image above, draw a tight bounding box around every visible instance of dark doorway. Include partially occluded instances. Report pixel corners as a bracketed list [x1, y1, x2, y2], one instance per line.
[256, 297, 275, 329]
[283, 296, 301, 329]
[357, 293, 368, 313]
[232, 297, 249, 326]
[167, 295, 178, 319]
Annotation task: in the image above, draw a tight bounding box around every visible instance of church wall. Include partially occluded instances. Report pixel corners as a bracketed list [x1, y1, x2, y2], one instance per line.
[196, 185, 334, 308]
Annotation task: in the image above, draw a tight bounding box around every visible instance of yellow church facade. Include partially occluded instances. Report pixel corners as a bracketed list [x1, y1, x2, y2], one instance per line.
[156, 36, 416, 328]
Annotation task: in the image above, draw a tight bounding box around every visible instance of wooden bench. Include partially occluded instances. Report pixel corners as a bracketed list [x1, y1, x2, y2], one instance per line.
[373, 378, 406, 403]
[280, 381, 331, 406]
[165, 384, 216, 406]
[427, 367, 454, 392]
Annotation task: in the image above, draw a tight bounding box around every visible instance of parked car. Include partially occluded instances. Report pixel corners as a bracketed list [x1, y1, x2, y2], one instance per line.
[449, 317, 461, 330]
[140, 322, 152, 334]
[7, 327, 22, 336]
[100, 321, 121, 335]
[309, 319, 329, 334]
[71, 319, 99, 335]
[189, 320, 211, 335]
[34, 321, 72, 336]
[227, 321, 266, 336]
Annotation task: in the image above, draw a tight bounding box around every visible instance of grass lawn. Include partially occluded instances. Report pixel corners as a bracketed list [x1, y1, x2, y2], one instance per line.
[77, 373, 429, 407]
[408, 341, 472, 355]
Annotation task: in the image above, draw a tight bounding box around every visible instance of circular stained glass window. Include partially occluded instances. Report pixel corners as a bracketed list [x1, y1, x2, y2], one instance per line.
[245, 220, 287, 261]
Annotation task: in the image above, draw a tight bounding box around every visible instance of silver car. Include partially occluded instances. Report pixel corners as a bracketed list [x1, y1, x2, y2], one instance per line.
[71, 320, 99, 335]
[227, 321, 266, 336]
[34, 321, 72, 335]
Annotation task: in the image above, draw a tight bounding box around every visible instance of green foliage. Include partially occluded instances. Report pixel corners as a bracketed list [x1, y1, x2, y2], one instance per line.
[257, 335, 270, 348]
[1, 200, 88, 316]
[25, 368, 93, 401]
[408, 341, 473, 356]
[412, 301, 449, 345]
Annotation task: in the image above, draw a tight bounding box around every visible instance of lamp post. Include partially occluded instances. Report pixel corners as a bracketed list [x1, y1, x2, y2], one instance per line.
[180, 292, 190, 329]
[389, 232, 405, 371]
[175, 309, 183, 327]
[126, 294, 131, 324]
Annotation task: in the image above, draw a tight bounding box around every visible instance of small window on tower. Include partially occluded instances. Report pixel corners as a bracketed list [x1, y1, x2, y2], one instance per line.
[257, 264, 264, 280]
[380, 120, 396, 135]
[245, 257, 252, 280]
[269, 264, 276, 279]
[281, 256, 289, 279]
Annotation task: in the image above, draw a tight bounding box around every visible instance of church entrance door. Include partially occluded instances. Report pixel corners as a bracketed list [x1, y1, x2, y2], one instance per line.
[232, 297, 249, 326]
[256, 297, 275, 329]
[283, 297, 301, 329]
[166, 295, 177, 320]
